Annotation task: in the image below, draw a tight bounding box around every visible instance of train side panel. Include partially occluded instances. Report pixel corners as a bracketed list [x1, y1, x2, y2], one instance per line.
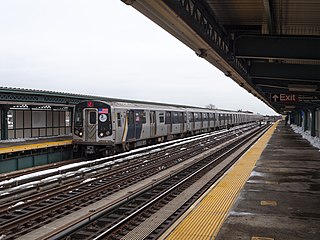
[73, 100, 264, 156]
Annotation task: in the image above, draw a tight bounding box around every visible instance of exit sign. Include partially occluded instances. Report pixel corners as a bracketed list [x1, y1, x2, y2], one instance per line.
[270, 94, 298, 102]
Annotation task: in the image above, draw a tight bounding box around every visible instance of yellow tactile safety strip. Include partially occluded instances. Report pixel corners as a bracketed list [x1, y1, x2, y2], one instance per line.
[166, 122, 278, 240]
[0, 140, 72, 154]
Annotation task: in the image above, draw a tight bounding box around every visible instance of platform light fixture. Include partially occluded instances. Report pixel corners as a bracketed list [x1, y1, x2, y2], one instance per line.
[284, 105, 296, 109]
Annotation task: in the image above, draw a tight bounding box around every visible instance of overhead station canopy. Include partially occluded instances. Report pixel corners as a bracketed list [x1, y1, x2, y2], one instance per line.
[122, 0, 320, 113]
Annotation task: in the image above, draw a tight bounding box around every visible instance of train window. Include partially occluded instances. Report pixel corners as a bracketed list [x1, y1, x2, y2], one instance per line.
[117, 113, 121, 127]
[142, 112, 146, 124]
[75, 109, 83, 127]
[178, 112, 183, 123]
[173, 112, 178, 124]
[135, 112, 140, 122]
[129, 111, 134, 124]
[194, 113, 198, 121]
[89, 112, 96, 125]
[159, 113, 164, 123]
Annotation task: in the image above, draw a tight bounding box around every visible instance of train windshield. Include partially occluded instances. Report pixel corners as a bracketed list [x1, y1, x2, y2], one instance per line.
[75, 108, 83, 127]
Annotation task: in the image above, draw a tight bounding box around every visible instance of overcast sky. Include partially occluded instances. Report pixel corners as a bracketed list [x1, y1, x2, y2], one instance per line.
[0, 0, 277, 115]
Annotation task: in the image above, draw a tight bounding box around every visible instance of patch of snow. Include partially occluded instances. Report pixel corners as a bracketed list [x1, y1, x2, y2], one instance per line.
[291, 125, 320, 149]
[0, 138, 27, 143]
[0, 134, 71, 143]
[250, 171, 266, 177]
[9, 201, 24, 208]
[81, 178, 96, 184]
[0, 123, 257, 195]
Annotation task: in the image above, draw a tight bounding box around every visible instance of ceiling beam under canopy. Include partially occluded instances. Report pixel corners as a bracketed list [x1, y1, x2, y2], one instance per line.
[249, 62, 320, 81]
[235, 35, 320, 60]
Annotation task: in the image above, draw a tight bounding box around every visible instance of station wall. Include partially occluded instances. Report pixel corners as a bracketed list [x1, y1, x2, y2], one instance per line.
[7, 109, 71, 139]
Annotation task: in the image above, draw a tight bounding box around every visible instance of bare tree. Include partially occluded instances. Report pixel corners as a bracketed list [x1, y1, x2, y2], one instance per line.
[206, 104, 216, 109]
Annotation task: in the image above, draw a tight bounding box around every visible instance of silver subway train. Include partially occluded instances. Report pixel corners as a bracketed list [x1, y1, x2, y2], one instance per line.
[73, 100, 263, 156]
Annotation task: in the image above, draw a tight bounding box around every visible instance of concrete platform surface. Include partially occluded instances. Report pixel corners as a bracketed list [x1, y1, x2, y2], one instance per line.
[216, 122, 320, 240]
[0, 136, 72, 154]
[0, 136, 72, 147]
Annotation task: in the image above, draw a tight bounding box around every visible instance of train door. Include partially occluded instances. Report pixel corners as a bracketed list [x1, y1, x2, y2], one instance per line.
[178, 112, 183, 133]
[135, 111, 143, 139]
[127, 110, 135, 140]
[84, 109, 98, 142]
[200, 113, 203, 128]
[192, 113, 195, 130]
[166, 111, 172, 134]
[150, 111, 156, 137]
[183, 112, 187, 132]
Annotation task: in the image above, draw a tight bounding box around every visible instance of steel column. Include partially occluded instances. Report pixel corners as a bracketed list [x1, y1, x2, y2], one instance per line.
[311, 108, 316, 137]
[69, 107, 74, 134]
[0, 106, 9, 140]
[298, 110, 302, 127]
[303, 109, 308, 131]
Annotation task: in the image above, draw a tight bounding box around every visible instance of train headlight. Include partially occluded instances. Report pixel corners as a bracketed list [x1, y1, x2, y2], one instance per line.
[75, 130, 79, 135]
[79, 132, 83, 137]
[99, 133, 104, 137]
[106, 131, 110, 136]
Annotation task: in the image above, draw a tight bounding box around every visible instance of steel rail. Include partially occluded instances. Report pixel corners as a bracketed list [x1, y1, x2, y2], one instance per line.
[51, 125, 268, 239]
[94, 126, 267, 239]
[0, 125, 242, 191]
[0, 125, 256, 239]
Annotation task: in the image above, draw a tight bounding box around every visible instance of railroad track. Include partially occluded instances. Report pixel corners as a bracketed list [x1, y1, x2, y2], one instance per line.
[0, 127, 237, 191]
[58, 125, 269, 240]
[0, 123, 262, 239]
[0, 157, 85, 182]
[0, 124, 252, 195]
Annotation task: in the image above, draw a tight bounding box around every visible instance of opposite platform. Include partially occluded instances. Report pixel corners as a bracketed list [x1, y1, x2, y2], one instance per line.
[0, 136, 72, 154]
[216, 122, 320, 240]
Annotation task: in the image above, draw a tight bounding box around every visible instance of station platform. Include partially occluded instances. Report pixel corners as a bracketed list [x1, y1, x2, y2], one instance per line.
[0, 136, 72, 154]
[162, 121, 320, 240]
[0, 136, 73, 173]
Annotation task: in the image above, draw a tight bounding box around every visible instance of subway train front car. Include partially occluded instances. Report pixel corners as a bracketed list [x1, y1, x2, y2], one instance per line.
[73, 100, 113, 156]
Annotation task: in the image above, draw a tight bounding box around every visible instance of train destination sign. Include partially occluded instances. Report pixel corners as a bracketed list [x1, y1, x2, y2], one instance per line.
[270, 94, 320, 103]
